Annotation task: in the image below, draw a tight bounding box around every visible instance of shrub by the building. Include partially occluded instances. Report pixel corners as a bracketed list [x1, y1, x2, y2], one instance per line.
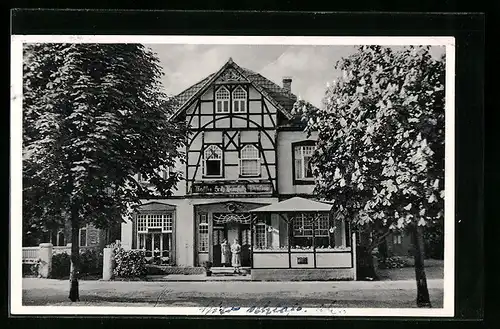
[378, 256, 412, 269]
[113, 247, 148, 278]
[79, 248, 104, 275]
[22, 261, 40, 277]
[51, 252, 71, 278]
[50, 248, 103, 279]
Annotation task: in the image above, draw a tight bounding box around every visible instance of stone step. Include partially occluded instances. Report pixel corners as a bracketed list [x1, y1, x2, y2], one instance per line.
[211, 267, 250, 275]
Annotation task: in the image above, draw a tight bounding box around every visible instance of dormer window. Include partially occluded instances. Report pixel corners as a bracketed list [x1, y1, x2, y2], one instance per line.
[232, 86, 247, 113]
[215, 87, 230, 114]
[203, 145, 223, 177]
[239, 144, 260, 177]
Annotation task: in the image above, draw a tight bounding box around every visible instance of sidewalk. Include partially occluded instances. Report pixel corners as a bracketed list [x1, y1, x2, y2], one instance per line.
[22, 278, 444, 308]
[147, 274, 251, 282]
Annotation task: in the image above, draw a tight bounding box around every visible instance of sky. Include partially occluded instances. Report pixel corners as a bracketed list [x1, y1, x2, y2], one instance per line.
[146, 44, 445, 109]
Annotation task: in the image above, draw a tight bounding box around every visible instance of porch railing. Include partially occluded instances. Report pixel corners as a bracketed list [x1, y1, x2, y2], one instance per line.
[22, 247, 39, 264]
[22, 245, 98, 263]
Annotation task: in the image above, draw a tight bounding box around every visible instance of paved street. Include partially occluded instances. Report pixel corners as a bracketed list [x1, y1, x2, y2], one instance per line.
[22, 278, 443, 308]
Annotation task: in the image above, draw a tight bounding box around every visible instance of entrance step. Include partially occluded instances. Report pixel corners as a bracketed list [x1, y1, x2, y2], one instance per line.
[211, 267, 251, 276]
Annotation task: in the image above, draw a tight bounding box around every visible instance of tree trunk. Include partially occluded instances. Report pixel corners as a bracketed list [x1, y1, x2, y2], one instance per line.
[356, 231, 378, 280]
[413, 225, 431, 307]
[68, 208, 80, 302]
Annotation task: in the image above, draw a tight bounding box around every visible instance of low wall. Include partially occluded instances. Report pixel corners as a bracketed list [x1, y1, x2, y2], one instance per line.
[251, 268, 355, 281]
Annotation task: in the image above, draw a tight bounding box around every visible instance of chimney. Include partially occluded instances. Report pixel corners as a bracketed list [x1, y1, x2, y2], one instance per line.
[282, 76, 292, 93]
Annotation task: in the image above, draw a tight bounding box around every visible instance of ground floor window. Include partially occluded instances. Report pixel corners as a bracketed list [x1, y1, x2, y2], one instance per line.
[252, 213, 349, 251]
[136, 213, 174, 264]
[138, 232, 172, 261]
[198, 213, 209, 252]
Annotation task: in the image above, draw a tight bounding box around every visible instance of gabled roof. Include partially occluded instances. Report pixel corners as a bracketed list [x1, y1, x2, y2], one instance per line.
[170, 58, 303, 121]
[249, 197, 333, 213]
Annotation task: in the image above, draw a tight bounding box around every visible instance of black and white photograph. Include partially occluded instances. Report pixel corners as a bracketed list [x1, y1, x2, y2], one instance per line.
[11, 35, 455, 317]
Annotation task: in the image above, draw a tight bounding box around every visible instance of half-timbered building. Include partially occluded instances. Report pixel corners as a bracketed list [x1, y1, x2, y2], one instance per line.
[120, 58, 357, 280]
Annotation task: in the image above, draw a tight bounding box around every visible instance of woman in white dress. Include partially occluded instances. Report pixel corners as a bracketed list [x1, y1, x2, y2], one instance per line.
[220, 239, 230, 267]
[231, 238, 242, 274]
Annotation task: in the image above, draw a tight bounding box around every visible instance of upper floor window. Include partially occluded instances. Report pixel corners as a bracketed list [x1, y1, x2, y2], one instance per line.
[239, 144, 260, 177]
[203, 145, 223, 177]
[215, 87, 230, 114]
[79, 226, 88, 247]
[293, 142, 316, 182]
[232, 86, 247, 113]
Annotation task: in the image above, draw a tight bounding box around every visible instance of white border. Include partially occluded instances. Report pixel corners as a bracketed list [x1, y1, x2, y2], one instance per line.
[10, 35, 455, 317]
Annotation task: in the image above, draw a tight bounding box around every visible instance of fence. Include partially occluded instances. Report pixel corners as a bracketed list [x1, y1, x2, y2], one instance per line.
[22, 247, 39, 264]
[22, 244, 97, 263]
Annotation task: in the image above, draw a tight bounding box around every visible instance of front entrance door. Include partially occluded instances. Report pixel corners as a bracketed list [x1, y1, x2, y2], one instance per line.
[210, 221, 251, 268]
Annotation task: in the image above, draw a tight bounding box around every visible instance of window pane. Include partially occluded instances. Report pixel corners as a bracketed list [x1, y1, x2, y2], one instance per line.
[304, 156, 314, 178]
[241, 145, 259, 158]
[233, 87, 246, 100]
[223, 101, 229, 112]
[234, 101, 239, 112]
[79, 229, 87, 247]
[241, 159, 259, 176]
[204, 145, 222, 159]
[199, 225, 209, 252]
[240, 100, 246, 112]
[255, 224, 267, 249]
[206, 159, 221, 176]
[294, 159, 302, 179]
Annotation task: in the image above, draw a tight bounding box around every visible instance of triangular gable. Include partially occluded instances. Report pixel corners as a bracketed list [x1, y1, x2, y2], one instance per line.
[169, 58, 294, 121]
[137, 201, 177, 213]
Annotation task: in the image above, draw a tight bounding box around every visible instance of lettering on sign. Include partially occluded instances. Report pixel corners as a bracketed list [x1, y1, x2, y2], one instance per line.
[191, 182, 273, 194]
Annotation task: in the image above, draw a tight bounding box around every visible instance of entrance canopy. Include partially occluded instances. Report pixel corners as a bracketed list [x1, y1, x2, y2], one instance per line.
[249, 197, 333, 213]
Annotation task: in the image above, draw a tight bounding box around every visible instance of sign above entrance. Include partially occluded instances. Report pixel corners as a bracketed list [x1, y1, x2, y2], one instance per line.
[191, 181, 273, 195]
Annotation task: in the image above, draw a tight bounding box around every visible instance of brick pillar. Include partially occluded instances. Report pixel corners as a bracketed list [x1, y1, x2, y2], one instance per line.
[38, 243, 53, 278]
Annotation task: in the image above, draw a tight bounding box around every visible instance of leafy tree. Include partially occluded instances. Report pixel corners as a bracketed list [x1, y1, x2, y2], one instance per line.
[294, 45, 445, 307]
[23, 43, 187, 301]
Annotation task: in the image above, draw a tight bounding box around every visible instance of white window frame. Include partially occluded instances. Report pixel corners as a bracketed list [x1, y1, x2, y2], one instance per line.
[203, 145, 223, 177]
[294, 144, 315, 181]
[215, 86, 230, 114]
[79, 226, 88, 247]
[136, 213, 173, 234]
[239, 144, 260, 177]
[232, 86, 247, 113]
[198, 214, 209, 253]
[255, 222, 268, 249]
[393, 234, 402, 245]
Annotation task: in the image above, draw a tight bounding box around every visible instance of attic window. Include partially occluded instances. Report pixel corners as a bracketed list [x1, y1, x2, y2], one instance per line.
[215, 87, 230, 114]
[232, 86, 247, 113]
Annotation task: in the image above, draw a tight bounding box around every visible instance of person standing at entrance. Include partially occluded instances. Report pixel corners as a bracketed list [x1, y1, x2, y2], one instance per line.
[221, 239, 230, 267]
[231, 238, 242, 274]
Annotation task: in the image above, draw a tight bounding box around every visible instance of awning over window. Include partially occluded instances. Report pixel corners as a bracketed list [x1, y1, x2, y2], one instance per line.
[249, 197, 333, 213]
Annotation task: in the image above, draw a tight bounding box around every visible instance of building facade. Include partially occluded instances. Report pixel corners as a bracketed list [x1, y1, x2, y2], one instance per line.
[120, 58, 356, 280]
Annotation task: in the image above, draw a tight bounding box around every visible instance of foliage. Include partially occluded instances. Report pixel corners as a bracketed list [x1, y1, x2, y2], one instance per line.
[23, 43, 187, 298]
[378, 256, 412, 269]
[22, 261, 40, 277]
[423, 222, 444, 259]
[51, 253, 71, 278]
[202, 261, 213, 270]
[23, 43, 187, 232]
[51, 249, 103, 278]
[294, 45, 445, 248]
[113, 248, 148, 278]
[79, 248, 104, 275]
